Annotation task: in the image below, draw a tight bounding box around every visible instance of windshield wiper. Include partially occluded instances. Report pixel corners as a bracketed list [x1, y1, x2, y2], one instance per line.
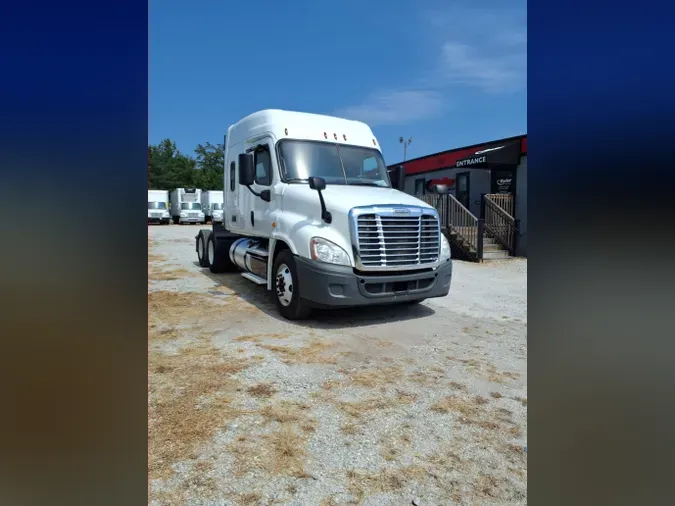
[349, 181, 387, 187]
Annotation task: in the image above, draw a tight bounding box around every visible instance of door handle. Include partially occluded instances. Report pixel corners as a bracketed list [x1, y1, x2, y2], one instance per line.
[251, 211, 255, 227]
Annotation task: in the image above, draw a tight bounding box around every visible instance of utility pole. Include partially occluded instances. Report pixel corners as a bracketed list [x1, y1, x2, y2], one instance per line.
[399, 136, 413, 161]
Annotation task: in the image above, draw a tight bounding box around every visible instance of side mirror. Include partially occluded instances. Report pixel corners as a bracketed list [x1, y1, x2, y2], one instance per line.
[432, 184, 449, 194]
[308, 176, 326, 191]
[308, 177, 331, 224]
[238, 153, 254, 186]
[391, 165, 406, 190]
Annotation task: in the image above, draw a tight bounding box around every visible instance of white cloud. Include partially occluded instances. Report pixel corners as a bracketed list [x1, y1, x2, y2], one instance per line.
[440, 41, 526, 93]
[334, 89, 446, 126]
[336, 2, 526, 123]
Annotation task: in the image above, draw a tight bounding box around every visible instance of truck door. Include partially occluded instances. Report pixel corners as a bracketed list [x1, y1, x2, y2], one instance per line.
[250, 140, 275, 237]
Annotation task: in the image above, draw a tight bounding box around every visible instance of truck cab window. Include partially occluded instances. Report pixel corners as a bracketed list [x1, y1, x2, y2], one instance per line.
[254, 148, 272, 186]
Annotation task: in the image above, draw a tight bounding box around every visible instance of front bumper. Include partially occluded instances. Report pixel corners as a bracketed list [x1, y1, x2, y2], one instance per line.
[179, 217, 203, 223]
[295, 256, 452, 309]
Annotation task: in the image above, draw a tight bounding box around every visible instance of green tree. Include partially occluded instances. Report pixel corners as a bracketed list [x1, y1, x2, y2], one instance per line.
[194, 142, 224, 190]
[148, 139, 198, 190]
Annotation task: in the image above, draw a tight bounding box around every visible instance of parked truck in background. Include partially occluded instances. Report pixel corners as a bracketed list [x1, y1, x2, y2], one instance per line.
[201, 190, 224, 224]
[148, 189, 170, 224]
[170, 188, 205, 224]
[195, 109, 452, 320]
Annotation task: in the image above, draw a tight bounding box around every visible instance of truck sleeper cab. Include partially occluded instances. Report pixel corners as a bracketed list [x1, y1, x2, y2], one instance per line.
[195, 110, 452, 320]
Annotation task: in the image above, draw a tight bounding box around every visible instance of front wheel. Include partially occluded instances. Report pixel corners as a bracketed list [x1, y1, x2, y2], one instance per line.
[273, 250, 311, 320]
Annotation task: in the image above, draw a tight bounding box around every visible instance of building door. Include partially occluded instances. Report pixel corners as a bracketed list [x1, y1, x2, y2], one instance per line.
[490, 167, 517, 216]
[491, 168, 516, 195]
[456, 172, 470, 209]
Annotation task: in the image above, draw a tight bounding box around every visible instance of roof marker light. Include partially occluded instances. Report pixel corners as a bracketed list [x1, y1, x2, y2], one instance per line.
[333, 133, 337, 140]
[372, 139, 377, 146]
[324, 132, 327, 139]
[284, 128, 288, 135]
[343, 134, 347, 141]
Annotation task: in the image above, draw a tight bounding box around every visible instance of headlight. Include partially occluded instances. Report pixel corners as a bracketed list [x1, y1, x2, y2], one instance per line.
[440, 233, 451, 261]
[162, 211, 169, 217]
[180, 212, 187, 217]
[310, 237, 351, 266]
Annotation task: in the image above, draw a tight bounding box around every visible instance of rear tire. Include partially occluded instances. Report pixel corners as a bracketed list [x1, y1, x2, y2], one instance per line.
[196, 230, 210, 268]
[207, 233, 235, 273]
[272, 250, 311, 320]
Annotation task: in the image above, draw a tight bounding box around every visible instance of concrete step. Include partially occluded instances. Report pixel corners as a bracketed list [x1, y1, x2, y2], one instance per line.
[483, 243, 505, 252]
[483, 250, 511, 260]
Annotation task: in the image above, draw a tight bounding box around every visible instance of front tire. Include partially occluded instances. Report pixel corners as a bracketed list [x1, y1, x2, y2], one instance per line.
[172, 216, 179, 225]
[272, 250, 311, 320]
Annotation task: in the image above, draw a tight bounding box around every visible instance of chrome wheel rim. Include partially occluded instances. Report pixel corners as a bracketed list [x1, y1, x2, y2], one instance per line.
[275, 263, 293, 307]
[198, 237, 204, 260]
[208, 240, 215, 264]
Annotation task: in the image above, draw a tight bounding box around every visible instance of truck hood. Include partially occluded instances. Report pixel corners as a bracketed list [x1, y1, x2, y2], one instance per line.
[282, 185, 431, 216]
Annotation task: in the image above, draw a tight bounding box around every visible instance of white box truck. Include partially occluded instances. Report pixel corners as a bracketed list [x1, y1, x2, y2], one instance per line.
[170, 188, 205, 224]
[148, 189, 170, 224]
[195, 110, 452, 320]
[201, 190, 224, 224]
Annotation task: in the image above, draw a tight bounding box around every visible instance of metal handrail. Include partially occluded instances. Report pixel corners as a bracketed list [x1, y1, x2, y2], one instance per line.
[485, 193, 514, 219]
[483, 196, 517, 254]
[419, 193, 481, 258]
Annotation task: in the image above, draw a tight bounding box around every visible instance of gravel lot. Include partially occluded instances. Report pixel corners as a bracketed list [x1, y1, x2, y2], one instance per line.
[148, 224, 527, 506]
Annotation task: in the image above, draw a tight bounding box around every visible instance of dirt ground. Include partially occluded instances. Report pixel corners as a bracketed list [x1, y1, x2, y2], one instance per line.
[148, 224, 527, 506]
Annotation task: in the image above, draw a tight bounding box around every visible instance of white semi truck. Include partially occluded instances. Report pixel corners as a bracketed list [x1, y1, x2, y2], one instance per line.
[148, 189, 170, 224]
[170, 188, 205, 224]
[201, 190, 224, 224]
[195, 110, 452, 320]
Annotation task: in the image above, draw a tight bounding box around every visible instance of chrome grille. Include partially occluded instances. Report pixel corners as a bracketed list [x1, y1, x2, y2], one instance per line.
[354, 210, 440, 269]
[151, 212, 162, 218]
[189, 212, 199, 218]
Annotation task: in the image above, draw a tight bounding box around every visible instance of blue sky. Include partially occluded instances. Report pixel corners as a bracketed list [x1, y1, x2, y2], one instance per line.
[150, 0, 526, 164]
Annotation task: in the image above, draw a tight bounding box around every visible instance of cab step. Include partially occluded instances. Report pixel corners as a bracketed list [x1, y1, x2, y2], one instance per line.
[241, 272, 266, 285]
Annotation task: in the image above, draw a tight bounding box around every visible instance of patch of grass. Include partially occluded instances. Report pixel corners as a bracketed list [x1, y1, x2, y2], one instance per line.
[247, 382, 277, 398]
[448, 381, 468, 392]
[233, 332, 290, 343]
[431, 395, 483, 418]
[338, 396, 398, 420]
[514, 396, 528, 406]
[267, 425, 308, 476]
[341, 421, 360, 435]
[395, 389, 417, 403]
[261, 400, 314, 429]
[148, 342, 251, 480]
[236, 491, 262, 505]
[347, 466, 427, 503]
[149, 266, 196, 281]
[350, 366, 403, 388]
[321, 379, 342, 391]
[379, 427, 413, 462]
[490, 391, 503, 399]
[259, 339, 337, 365]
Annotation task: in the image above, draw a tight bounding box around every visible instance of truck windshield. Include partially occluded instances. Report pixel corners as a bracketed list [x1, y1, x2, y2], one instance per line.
[148, 202, 167, 209]
[212, 203, 223, 210]
[181, 203, 202, 210]
[278, 140, 391, 187]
